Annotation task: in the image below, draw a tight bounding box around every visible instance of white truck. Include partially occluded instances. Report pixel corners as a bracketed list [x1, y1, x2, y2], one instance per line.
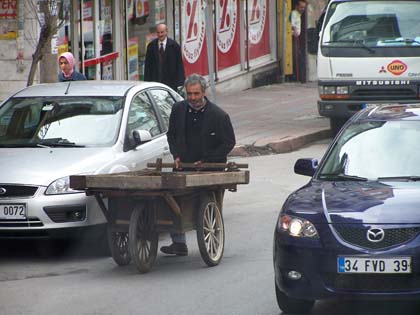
[317, 0, 420, 134]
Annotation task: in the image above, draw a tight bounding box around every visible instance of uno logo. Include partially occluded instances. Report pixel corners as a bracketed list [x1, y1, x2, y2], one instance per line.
[182, 0, 205, 64]
[387, 60, 407, 76]
[217, 0, 238, 53]
[248, 0, 267, 44]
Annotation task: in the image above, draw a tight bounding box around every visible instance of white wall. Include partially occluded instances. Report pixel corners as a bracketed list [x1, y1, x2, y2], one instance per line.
[0, 1, 39, 102]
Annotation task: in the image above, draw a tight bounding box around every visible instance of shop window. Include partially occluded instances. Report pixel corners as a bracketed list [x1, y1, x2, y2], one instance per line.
[125, 0, 166, 81]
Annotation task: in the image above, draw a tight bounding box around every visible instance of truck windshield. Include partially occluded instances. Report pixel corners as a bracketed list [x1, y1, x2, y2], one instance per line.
[322, 1, 420, 48]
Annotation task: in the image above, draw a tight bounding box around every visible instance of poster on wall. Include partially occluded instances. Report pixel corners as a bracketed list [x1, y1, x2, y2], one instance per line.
[247, 0, 270, 60]
[135, 0, 149, 18]
[182, 0, 208, 76]
[128, 37, 139, 80]
[0, 0, 17, 39]
[127, 0, 134, 20]
[155, 0, 165, 24]
[216, 0, 240, 70]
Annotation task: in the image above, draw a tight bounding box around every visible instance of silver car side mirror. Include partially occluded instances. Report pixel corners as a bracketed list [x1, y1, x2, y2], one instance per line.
[133, 129, 152, 146]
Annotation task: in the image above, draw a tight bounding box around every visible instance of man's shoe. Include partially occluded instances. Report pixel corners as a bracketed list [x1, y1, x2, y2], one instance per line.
[160, 242, 188, 256]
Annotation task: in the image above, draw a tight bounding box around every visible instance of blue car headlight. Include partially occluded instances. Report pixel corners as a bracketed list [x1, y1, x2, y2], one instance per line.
[278, 214, 319, 238]
[45, 176, 82, 195]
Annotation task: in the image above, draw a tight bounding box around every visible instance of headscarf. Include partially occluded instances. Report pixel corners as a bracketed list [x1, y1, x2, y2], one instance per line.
[58, 52, 75, 78]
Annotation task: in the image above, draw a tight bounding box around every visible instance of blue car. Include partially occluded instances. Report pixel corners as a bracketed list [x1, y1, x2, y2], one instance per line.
[274, 104, 420, 313]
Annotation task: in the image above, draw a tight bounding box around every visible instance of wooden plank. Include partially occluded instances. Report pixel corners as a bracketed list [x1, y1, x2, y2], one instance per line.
[162, 194, 182, 217]
[70, 170, 249, 191]
[184, 171, 249, 187]
[84, 175, 163, 190]
[69, 175, 87, 190]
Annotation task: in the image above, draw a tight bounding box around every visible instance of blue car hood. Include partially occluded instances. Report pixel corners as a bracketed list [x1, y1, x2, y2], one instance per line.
[287, 181, 420, 224]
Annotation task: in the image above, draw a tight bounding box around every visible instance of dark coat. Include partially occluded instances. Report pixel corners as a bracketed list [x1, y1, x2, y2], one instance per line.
[58, 71, 87, 82]
[144, 37, 185, 91]
[167, 99, 236, 163]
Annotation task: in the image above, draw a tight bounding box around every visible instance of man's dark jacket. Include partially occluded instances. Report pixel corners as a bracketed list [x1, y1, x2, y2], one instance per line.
[144, 38, 185, 91]
[167, 99, 236, 163]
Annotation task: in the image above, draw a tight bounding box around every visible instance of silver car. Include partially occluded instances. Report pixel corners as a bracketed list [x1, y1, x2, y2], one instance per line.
[0, 81, 181, 240]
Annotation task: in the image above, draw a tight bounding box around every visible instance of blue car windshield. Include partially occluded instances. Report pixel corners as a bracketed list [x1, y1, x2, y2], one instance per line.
[0, 96, 124, 147]
[318, 119, 420, 180]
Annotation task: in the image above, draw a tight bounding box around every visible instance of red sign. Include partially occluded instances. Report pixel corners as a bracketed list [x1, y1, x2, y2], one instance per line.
[248, 0, 270, 60]
[387, 60, 407, 76]
[182, 0, 209, 76]
[217, 0, 240, 70]
[0, 0, 17, 19]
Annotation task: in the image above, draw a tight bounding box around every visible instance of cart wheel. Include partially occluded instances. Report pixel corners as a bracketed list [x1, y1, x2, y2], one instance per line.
[107, 229, 131, 266]
[128, 204, 158, 273]
[196, 193, 225, 267]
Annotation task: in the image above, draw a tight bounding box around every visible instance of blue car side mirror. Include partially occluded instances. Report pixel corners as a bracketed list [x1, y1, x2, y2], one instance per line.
[294, 158, 318, 177]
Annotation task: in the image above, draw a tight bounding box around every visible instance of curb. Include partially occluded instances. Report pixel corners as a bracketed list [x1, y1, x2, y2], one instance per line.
[229, 128, 332, 157]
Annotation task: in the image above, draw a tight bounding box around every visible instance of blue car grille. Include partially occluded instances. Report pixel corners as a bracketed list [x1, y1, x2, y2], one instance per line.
[323, 273, 420, 292]
[333, 226, 420, 250]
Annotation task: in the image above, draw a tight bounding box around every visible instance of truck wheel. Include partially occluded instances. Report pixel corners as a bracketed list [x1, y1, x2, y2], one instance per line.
[330, 118, 347, 136]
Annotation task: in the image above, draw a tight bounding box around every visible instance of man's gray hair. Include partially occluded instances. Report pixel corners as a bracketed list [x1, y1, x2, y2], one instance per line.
[184, 74, 207, 92]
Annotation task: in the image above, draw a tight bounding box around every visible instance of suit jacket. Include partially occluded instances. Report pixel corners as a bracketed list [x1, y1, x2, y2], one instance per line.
[144, 37, 185, 91]
[167, 99, 236, 163]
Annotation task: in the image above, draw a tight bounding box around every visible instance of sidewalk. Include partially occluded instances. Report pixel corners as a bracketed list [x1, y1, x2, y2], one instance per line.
[215, 82, 331, 157]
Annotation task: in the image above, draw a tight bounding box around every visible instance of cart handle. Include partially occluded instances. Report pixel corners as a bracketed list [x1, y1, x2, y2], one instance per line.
[147, 160, 248, 171]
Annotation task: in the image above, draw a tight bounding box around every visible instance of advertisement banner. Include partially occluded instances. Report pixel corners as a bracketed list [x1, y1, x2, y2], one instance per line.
[128, 37, 139, 80]
[0, 0, 17, 39]
[248, 0, 270, 60]
[155, 0, 165, 24]
[216, 0, 240, 70]
[135, 0, 149, 18]
[182, 0, 208, 76]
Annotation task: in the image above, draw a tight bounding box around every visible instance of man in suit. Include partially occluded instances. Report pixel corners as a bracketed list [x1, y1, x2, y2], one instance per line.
[160, 74, 236, 256]
[144, 23, 185, 91]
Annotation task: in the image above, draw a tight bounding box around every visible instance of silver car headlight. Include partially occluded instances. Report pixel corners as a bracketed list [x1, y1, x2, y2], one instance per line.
[278, 214, 319, 238]
[45, 176, 82, 195]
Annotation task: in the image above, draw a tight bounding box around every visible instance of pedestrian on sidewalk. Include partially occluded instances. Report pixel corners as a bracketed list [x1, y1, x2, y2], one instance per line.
[160, 73, 236, 256]
[289, 0, 307, 83]
[144, 23, 185, 91]
[58, 52, 86, 82]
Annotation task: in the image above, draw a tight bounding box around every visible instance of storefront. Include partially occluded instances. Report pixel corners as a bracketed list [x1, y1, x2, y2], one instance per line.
[55, 0, 278, 89]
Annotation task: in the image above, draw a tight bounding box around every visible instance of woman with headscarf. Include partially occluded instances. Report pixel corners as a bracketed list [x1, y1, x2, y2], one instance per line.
[58, 52, 87, 82]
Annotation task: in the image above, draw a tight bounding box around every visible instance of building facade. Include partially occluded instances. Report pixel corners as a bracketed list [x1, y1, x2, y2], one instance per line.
[0, 0, 281, 101]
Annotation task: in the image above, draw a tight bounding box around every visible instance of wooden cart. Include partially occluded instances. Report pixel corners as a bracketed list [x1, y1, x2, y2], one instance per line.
[70, 160, 249, 273]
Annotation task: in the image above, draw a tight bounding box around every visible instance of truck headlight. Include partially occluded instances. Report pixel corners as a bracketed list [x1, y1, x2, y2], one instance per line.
[320, 86, 336, 95]
[45, 176, 82, 195]
[319, 85, 350, 100]
[278, 214, 319, 238]
[336, 86, 349, 94]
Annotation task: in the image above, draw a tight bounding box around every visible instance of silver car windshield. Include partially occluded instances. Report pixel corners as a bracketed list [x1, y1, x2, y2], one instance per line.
[322, 1, 420, 47]
[0, 96, 124, 147]
[318, 119, 420, 180]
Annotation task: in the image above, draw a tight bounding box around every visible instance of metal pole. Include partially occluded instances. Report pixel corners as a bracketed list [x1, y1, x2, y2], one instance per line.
[282, 0, 287, 82]
[204, 0, 216, 103]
